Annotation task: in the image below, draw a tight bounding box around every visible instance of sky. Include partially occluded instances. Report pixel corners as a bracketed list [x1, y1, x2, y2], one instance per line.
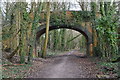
[0, 0, 120, 11]
[25, 0, 82, 11]
[0, 0, 82, 11]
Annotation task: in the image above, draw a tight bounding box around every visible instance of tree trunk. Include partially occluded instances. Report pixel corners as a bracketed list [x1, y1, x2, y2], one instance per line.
[18, 9, 25, 63]
[42, 2, 50, 58]
[6, 46, 19, 59]
[53, 30, 57, 51]
[60, 29, 66, 51]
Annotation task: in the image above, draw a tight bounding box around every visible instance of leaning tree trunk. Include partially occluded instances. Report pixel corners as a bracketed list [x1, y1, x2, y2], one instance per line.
[42, 2, 51, 58]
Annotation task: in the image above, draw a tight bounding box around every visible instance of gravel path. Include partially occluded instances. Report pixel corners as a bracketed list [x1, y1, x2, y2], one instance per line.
[26, 51, 98, 78]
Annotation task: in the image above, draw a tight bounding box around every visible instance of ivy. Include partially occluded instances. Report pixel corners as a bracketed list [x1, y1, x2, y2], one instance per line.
[95, 5, 119, 59]
[72, 11, 93, 22]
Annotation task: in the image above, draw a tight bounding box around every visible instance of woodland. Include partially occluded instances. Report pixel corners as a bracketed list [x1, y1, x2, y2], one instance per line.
[0, 0, 120, 79]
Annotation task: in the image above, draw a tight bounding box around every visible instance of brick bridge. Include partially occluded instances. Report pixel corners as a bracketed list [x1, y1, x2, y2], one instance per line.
[36, 11, 98, 56]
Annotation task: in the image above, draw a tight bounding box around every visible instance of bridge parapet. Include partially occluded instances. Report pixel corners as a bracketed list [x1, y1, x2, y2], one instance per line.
[39, 11, 94, 34]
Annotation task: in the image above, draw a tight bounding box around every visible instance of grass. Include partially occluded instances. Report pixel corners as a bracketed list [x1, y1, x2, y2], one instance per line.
[2, 64, 31, 78]
[90, 56, 118, 78]
[46, 49, 68, 56]
[97, 60, 118, 77]
[98, 62, 118, 68]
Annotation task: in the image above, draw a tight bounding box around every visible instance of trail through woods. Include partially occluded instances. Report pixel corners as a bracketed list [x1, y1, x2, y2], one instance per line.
[26, 51, 99, 78]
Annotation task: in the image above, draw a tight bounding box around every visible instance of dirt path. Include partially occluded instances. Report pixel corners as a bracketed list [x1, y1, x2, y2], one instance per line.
[26, 50, 98, 78]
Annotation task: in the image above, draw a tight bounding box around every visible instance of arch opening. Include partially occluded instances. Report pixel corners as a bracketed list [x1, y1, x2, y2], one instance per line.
[37, 29, 87, 56]
[36, 24, 93, 56]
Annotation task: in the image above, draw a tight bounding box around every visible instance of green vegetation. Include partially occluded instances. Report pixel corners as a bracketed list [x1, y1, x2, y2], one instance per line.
[94, 3, 119, 60]
[1, 1, 120, 78]
[2, 64, 31, 78]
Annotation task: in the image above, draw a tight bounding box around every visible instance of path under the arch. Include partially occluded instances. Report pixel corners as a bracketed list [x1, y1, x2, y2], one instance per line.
[26, 50, 99, 78]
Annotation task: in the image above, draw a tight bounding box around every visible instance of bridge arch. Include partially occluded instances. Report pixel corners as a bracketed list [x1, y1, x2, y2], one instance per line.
[36, 24, 93, 56]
